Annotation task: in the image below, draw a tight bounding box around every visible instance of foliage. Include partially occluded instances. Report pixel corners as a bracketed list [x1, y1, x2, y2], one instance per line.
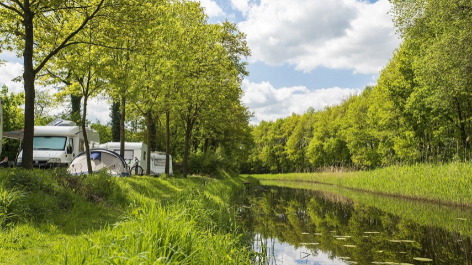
[0, 85, 24, 159]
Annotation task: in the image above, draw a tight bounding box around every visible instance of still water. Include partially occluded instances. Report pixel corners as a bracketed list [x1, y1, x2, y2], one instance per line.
[236, 180, 472, 265]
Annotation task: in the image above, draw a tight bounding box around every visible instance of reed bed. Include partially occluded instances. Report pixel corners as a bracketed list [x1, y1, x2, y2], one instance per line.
[247, 162, 472, 206]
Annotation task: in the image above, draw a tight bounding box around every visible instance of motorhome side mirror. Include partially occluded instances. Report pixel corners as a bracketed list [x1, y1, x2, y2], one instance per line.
[67, 145, 73, 154]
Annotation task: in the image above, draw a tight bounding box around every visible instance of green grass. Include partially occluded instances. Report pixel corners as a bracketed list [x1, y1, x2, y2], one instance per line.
[245, 162, 472, 207]
[0, 168, 253, 264]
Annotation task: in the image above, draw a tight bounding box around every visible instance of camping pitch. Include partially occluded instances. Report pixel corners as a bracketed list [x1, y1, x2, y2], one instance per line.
[68, 148, 130, 177]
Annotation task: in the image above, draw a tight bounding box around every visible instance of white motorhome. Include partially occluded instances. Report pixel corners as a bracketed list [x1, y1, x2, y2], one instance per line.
[99, 142, 148, 174]
[150, 151, 173, 176]
[12, 119, 100, 168]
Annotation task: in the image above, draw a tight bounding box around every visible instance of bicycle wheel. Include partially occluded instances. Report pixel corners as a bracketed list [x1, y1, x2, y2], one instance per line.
[131, 166, 144, 176]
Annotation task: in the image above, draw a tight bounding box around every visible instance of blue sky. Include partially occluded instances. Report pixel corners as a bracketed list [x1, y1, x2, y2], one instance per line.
[0, 0, 401, 124]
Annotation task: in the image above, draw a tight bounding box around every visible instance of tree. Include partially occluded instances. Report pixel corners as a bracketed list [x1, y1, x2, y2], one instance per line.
[0, 0, 107, 168]
[172, 6, 250, 177]
[0, 85, 24, 159]
[390, 0, 472, 161]
[50, 22, 110, 173]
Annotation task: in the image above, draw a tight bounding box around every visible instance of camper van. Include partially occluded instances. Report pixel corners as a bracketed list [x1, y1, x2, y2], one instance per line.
[99, 142, 148, 174]
[14, 119, 100, 168]
[150, 151, 173, 176]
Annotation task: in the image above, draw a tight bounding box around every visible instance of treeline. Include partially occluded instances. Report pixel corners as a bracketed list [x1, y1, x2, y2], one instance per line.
[245, 0, 472, 173]
[0, 0, 251, 176]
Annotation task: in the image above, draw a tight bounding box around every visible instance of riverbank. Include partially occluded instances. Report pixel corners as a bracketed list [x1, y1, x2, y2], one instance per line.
[245, 162, 472, 207]
[0, 169, 255, 264]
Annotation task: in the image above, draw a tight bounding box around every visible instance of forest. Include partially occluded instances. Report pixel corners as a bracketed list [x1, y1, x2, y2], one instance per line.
[1, 0, 471, 176]
[246, 0, 472, 173]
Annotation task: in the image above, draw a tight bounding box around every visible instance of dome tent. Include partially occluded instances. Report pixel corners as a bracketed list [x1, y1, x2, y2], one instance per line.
[68, 148, 130, 177]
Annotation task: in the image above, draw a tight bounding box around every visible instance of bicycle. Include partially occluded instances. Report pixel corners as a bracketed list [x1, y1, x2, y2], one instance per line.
[130, 157, 144, 176]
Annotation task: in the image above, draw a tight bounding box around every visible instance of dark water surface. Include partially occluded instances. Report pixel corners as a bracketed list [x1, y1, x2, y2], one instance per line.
[236, 181, 472, 265]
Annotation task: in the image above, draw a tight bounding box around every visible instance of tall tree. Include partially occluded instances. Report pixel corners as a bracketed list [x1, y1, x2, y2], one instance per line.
[0, 0, 107, 168]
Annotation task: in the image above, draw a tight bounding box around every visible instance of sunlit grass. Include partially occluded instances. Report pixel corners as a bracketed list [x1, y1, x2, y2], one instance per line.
[0, 168, 252, 264]
[245, 162, 472, 206]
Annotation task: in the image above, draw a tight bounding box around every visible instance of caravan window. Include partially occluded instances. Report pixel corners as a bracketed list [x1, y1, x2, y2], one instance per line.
[33, 136, 66, 150]
[114, 150, 134, 161]
[154, 159, 166, 166]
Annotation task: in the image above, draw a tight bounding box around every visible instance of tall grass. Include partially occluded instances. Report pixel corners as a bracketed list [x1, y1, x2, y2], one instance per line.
[0, 168, 253, 264]
[29, 192, 251, 264]
[246, 162, 472, 206]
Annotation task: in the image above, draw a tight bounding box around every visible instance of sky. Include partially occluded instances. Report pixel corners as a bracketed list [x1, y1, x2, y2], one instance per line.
[0, 0, 402, 124]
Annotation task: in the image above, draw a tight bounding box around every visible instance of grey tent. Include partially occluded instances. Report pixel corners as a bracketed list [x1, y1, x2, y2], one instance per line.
[68, 148, 130, 177]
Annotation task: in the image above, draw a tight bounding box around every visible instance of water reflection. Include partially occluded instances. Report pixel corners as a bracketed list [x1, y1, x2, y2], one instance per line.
[237, 183, 472, 265]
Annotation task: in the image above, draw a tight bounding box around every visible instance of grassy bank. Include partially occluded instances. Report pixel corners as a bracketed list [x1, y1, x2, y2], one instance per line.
[0, 168, 254, 264]
[245, 162, 472, 207]
[259, 180, 472, 237]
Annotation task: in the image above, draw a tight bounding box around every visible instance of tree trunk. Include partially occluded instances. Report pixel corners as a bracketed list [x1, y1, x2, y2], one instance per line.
[111, 99, 121, 142]
[82, 95, 93, 173]
[21, 1, 35, 169]
[182, 119, 193, 178]
[165, 110, 170, 175]
[145, 111, 152, 175]
[119, 94, 126, 158]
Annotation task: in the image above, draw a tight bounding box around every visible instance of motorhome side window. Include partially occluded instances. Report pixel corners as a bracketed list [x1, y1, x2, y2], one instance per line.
[33, 136, 67, 150]
[67, 138, 73, 153]
[79, 140, 85, 152]
[143, 152, 146, 160]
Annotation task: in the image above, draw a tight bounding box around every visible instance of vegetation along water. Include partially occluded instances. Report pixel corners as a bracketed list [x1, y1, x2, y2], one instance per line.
[239, 183, 472, 264]
[0, 168, 256, 264]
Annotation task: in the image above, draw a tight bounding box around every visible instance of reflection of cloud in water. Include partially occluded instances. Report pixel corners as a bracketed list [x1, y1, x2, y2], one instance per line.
[254, 235, 348, 265]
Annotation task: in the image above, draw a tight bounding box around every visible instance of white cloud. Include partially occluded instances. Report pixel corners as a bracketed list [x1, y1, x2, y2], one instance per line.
[0, 62, 24, 94]
[242, 79, 361, 124]
[238, 0, 401, 74]
[230, 0, 250, 15]
[194, 0, 226, 18]
[85, 98, 111, 124]
[255, 236, 348, 265]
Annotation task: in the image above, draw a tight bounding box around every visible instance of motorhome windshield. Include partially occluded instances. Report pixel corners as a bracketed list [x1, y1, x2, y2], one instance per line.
[33, 136, 67, 150]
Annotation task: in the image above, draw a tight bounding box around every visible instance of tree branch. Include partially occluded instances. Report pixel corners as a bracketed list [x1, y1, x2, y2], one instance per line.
[34, 0, 106, 75]
[0, 2, 24, 16]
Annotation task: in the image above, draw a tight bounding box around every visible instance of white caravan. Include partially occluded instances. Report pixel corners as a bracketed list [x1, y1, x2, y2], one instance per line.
[150, 151, 173, 176]
[13, 119, 100, 168]
[99, 142, 148, 174]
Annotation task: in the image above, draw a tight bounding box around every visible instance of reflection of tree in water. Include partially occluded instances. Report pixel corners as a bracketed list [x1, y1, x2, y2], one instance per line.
[236, 185, 472, 264]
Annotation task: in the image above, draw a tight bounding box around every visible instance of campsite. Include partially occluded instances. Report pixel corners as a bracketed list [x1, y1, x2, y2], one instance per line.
[2, 0, 472, 263]
[1, 119, 172, 177]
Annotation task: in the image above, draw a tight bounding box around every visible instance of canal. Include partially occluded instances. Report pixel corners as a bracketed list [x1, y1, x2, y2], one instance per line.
[236, 180, 472, 264]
